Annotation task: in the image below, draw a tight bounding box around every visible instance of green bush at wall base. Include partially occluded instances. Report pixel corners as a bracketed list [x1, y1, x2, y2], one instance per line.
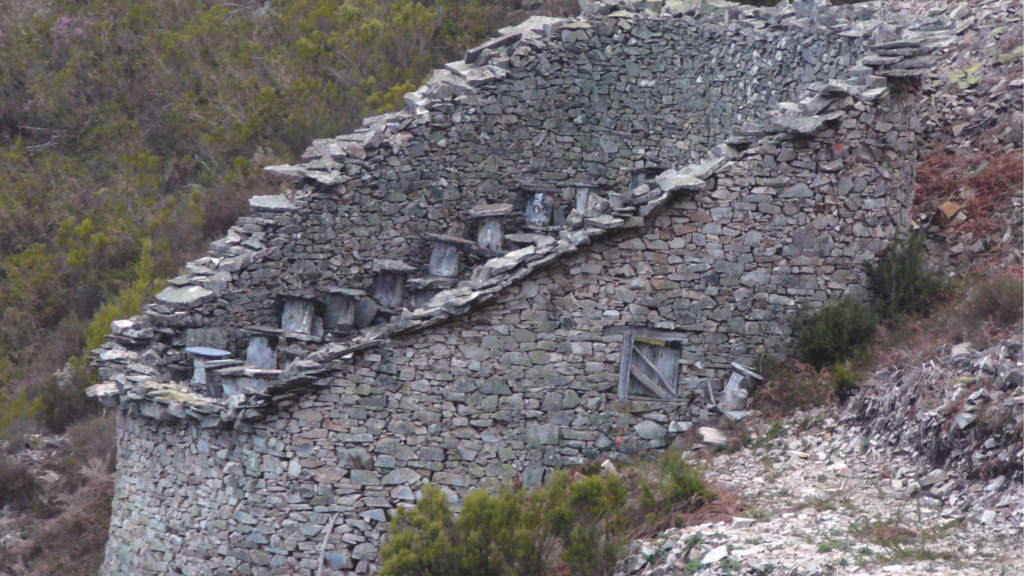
[795, 298, 878, 369]
[381, 473, 627, 576]
[866, 233, 943, 319]
[641, 452, 714, 513]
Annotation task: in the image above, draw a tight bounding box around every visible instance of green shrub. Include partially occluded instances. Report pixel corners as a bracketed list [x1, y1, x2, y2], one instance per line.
[968, 276, 1023, 328]
[381, 473, 627, 576]
[866, 233, 943, 319]
[0, 389, 43, 444]
[830, 361, 862, 400]
[795, 298, 877, 369]
[34, 377, 98, 436]
[0, 0, 580, 447]
[84, 238, 165, 351]
[642, 452, 713, 513]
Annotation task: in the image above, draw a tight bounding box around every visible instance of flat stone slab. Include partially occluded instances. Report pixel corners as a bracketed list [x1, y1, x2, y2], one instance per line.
[322, 286, 366, 297]
[655, 170, 705, 193]
[585, 214, 625, 229]
[464, 32, 521, 64]
[702, 545, 729, 565]
[184, 346, 231, 358]
[86, 382, 119, 398]
[699, 426, 728, 446]
[483, 256, 519, 275]
[156, 285, 214, 306]
[467, 203, 514, 218]
[771, 111, 825, 134]
[249, 194, 296, 212]
[424, 233, 476, 246]
[373, 259, 416, 273]
[263, 165, 310, 182]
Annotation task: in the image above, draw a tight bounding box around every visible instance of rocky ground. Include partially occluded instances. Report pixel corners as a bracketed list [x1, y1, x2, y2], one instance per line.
[617, 332, 1024, 576]
[618, 417, 1021, 576]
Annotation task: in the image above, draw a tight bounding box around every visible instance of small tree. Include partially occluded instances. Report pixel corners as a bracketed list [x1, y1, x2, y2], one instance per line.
[866, 233, 943, 319]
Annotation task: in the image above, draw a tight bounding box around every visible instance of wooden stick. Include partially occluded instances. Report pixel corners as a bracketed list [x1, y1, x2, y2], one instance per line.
[317, 513, 339, 576]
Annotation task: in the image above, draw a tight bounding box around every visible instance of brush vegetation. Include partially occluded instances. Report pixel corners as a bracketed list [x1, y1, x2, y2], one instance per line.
[382, 454, 715, 576]
[0, 1, 577, 573]
[0, 0, 576, 431]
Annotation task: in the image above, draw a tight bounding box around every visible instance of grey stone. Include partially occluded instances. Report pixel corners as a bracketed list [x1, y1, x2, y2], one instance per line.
[354, 298, 379, 329]
[655, 170, 704, 193]
[155, 285, 214, 306]
[382, 468, 422, 485]
[325, 550, 352, 569]
[248, 193, 297, 212]
[635, 420, 667, 439]
[526, 423, 560, 446]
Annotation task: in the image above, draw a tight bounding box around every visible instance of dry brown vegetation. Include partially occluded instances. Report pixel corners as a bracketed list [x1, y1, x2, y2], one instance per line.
[0, 415, 118, 576]
[751, 357, 837, 419]
[915, 149, 1024, 272]
[873, 273, 1023, 369]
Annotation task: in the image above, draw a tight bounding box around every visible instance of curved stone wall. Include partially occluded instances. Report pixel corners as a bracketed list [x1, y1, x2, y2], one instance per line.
[92, 0, 951, 573]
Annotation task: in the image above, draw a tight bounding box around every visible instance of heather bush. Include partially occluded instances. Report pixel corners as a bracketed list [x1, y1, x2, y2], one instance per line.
[830, 361, 862, 400]
[795, 298, 878, 369]
[0, 389, 43, 445]
[64, 414, 118, 473]
[968, 276, 1023, 328]
[866, 233, 943, 319]
[0, 453, 38, 510]
[752, 356, 834, 417]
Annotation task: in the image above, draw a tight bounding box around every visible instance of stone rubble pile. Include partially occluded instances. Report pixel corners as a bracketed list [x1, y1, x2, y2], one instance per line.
[921, 190, 1023, 276]
[851, 335, 1024, 483]
[890, 0, 1024, 276]
[891, 0, 1023, 155]
[615, 410, 1022, 576]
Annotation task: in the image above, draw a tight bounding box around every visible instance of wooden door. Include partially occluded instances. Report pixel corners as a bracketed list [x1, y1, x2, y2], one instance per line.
[618, 332, 681, 399]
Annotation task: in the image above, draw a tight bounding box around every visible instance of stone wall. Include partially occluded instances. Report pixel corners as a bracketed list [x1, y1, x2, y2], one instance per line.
[91, 0, 952, 574]
[142, 0, 897, 365]
[100, 85, 920, 574]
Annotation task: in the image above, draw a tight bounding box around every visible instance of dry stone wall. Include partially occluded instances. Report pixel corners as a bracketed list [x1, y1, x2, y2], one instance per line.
[90, 0, 954, 574]
[141, 0, 903, 362]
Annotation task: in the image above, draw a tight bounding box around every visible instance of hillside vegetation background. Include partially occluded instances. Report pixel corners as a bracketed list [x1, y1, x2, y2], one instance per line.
[0, 0, 577, 435]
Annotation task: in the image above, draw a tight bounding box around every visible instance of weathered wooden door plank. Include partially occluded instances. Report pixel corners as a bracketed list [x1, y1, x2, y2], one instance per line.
[617, 331, 635, 400]
[632, 347, 673, 390]
[630, 363, 674, 399]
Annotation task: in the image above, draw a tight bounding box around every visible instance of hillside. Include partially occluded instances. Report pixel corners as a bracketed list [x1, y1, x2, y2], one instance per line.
[0, 0, 578, 429]
[0, 0, 1022, 574]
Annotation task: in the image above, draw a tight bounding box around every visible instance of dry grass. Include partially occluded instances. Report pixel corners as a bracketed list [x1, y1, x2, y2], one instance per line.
[750, 357, 836, 419]
[0, 454, 38, 511]
[967, 275, 1023, 328]
[568, 452, 743, 544]
[0, 414, 116, 576]
[870, 274, 1022, 371]
[915, 150, 1024, 272]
